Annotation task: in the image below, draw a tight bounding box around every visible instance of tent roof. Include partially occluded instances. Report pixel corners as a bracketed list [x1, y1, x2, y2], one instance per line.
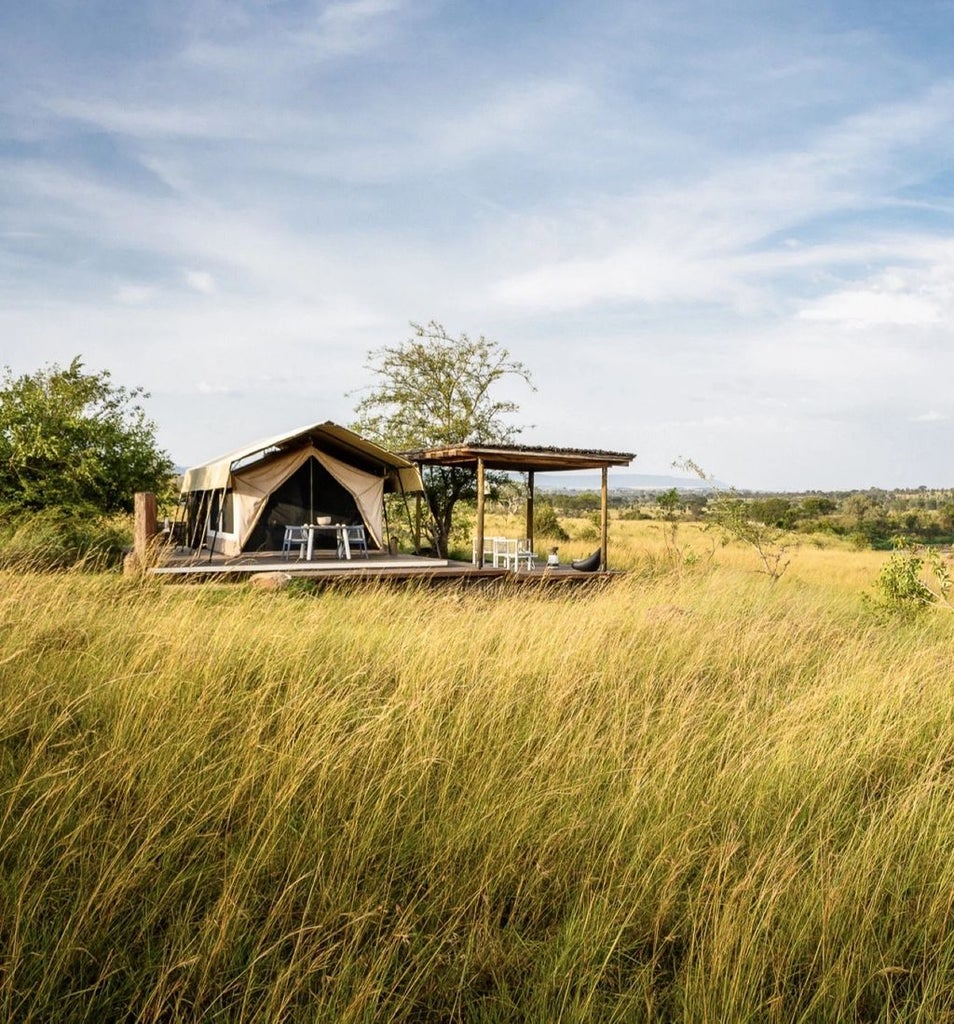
[181, 421, 424, 493]
[403, 443, 635, 473]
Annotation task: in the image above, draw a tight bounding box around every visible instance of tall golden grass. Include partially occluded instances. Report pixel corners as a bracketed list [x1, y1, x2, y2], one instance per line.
[2, 535, 953, 1021]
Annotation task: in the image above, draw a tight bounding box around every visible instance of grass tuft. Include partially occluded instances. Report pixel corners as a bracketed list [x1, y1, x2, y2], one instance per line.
[0, 535, 952, 1020]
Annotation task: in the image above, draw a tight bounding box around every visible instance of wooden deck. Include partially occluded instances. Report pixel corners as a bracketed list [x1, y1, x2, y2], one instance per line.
[151, 549, 619, 587]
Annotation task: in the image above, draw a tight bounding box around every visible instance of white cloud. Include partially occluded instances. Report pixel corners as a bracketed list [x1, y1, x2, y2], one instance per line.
[44, 98, 244, 141]
[312, 0, 406, 54]
[798, 289, 942, 327]
[113, 284, 157, 305]
[798, 257, 954, 327]
[183, 0, 410, 70]
[185, 270, 216, 295]
[491, 81, 954, 314]
[196, 381, 237, 396]
[6, 1, 954, 486]
[493, 243, 742, 311]
[428, 80, 587, 165]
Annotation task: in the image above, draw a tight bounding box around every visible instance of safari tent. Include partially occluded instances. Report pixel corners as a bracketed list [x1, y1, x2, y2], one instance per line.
[179, 422, 423, 557]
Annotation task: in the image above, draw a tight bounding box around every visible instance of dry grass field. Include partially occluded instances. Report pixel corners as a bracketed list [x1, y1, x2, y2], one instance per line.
[1, 518, 953, 1021]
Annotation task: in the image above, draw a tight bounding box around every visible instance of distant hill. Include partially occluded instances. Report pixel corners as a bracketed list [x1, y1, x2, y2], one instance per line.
[529, 473, 724, 492]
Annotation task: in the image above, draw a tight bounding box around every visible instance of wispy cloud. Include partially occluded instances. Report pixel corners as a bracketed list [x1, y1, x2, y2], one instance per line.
[798, 254, 954, 327]
[5, 0, 954, 485]
[492, 80, 954, 313]
[182, 0, 411, 70]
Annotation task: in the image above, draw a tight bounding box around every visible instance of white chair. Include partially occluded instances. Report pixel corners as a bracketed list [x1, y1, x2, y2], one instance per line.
[340, 524, 369, 558]
[495, 538, 517, 569]
[497, 538, 535, 571]
[473, 535, 507, 566]
[514, 539, 535, 571]
[282, 525, 307, 559]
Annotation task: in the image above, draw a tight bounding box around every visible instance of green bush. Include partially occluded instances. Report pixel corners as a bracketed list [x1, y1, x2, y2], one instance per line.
[0, 358, 173, 515]
[0, 507, 132, 570]
[533, 502, 569, 541]
[870, 546, 935, 616]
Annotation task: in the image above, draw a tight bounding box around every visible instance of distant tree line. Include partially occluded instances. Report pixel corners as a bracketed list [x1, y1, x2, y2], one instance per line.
[493, 486, 954, 550]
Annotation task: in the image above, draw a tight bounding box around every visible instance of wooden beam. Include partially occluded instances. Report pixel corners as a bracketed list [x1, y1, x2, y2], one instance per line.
[526, 470, 535, 552]
[600, 466, 608, 571]
[134, 492, 158, 562]
[127, 491, 160, 575]
[475, 457, 486, 567]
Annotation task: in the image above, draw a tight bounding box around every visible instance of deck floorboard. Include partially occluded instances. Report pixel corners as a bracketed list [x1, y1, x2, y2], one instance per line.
[151, 550, 617, 586]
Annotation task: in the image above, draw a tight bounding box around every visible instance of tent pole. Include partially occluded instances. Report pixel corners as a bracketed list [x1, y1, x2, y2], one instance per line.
[399, 486, 415, 554]
[600, 466, 609, 571]
[168, 494, 186, 550]
[415, 494, 422, 554]
[309, 457, 314, 523]
[198, 493, 214, 553]
[183, 493, 200, 550]
[207, 485, 226, 564]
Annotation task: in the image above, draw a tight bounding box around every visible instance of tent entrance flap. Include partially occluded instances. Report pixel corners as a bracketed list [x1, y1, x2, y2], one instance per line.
[233, 445, 384, 552]
[242, 457, 367, 552]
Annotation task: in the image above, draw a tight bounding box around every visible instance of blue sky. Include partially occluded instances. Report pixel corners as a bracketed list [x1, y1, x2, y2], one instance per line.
[3, 0, 954, 489]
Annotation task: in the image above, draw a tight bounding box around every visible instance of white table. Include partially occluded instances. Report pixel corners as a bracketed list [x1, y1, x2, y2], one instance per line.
[302, 523, 352, 561]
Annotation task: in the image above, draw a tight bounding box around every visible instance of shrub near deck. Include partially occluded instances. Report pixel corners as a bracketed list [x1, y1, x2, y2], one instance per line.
[1, 567, 953, 1022]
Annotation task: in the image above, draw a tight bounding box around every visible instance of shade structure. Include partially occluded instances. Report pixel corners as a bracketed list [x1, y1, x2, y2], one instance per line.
[404, 443, 635, 571]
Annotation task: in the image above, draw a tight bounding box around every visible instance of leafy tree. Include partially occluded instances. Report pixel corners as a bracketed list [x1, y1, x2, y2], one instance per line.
[656, 487, 682, 565]
[799, 496, 837, 518]
[749, 496, 794, 529]
[350, 321, 533, 556]
[0, 357, 173, 516]
[673, 459, 792, 582]
[708, 493, 792, 582]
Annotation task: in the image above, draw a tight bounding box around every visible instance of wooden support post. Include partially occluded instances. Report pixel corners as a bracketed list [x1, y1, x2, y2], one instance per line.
[135, 492, 158, 559]
[526, 470, 535, 552]
[600, 466, 609, 572]
[126, 491, 159, 576]
[475, 457, 486, 567]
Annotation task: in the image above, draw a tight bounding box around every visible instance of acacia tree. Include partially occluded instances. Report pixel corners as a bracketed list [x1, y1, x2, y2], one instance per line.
[0, 357, 173, 516]
[674, 457, 791, 582]
[350, 321, 533, 556]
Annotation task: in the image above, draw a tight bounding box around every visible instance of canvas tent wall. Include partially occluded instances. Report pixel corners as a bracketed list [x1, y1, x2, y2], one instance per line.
[180, 422, 423, 557]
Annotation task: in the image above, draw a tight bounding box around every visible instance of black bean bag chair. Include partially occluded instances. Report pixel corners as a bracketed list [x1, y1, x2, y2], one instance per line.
[570, 549, 601, 572]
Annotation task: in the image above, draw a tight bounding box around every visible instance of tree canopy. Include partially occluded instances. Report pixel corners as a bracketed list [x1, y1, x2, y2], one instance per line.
[351, 321, 533, 556]
[0, 357, 173, 516]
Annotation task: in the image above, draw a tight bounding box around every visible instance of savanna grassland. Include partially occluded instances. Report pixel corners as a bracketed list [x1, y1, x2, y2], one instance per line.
[2, 519, 954, 1022]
